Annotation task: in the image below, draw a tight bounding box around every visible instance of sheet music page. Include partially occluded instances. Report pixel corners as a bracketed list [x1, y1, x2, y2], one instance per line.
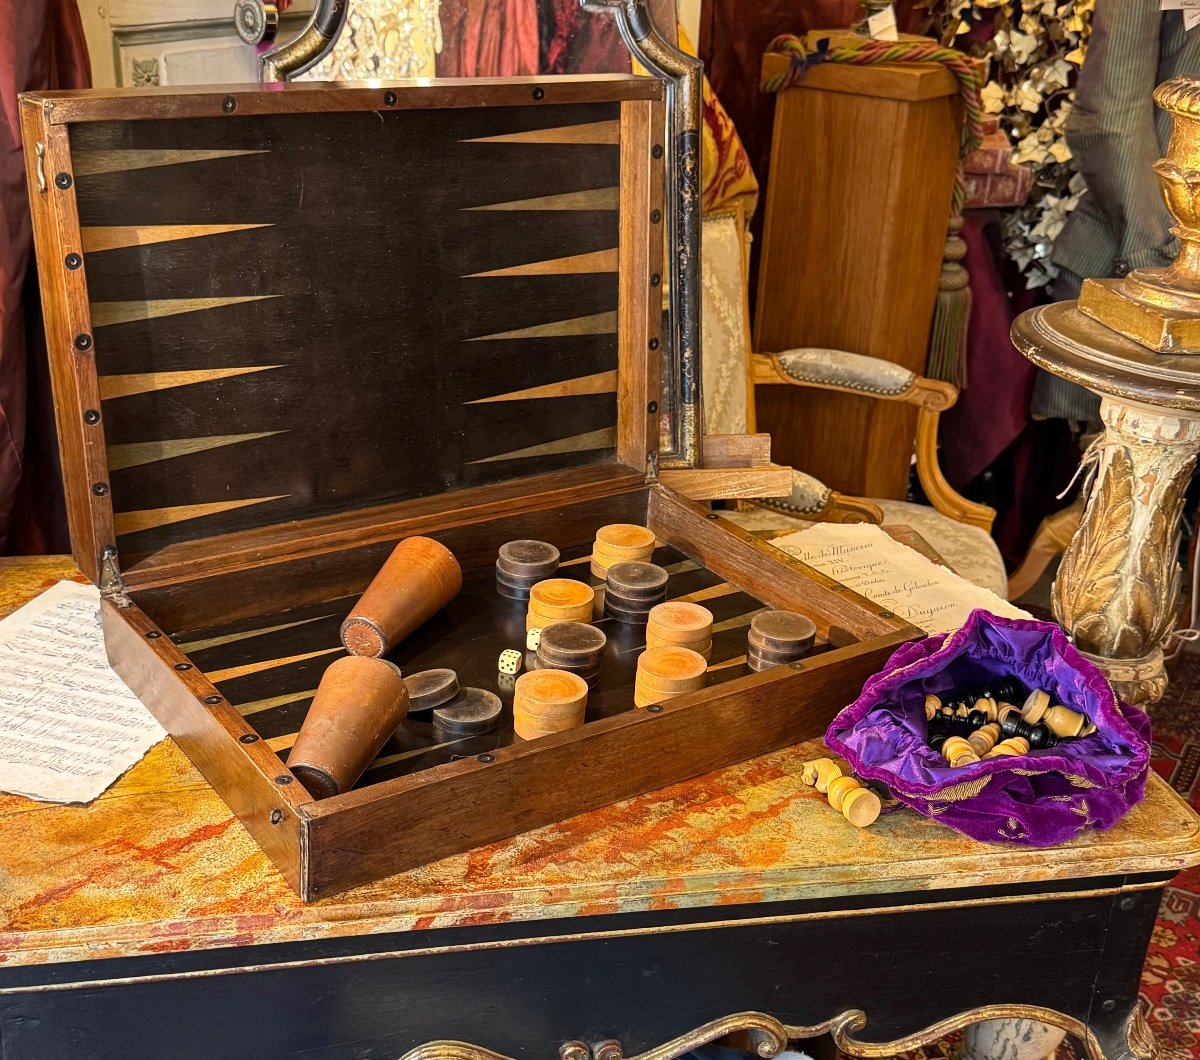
[0, 579, 165, 804]
[769, 523, 1031, 634]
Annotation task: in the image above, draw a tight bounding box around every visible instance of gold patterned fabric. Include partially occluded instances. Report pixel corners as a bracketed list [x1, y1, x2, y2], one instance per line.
[701, 212, 750, 436]
[678, 27, 760, 220]
[300, 0, 443, 80]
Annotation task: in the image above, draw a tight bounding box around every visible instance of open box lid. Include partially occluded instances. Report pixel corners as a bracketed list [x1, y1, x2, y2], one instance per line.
[20, 77, 666, 589]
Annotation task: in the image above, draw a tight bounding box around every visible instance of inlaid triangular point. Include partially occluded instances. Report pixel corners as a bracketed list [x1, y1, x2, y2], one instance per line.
[462, 120, 618, 146]
[106, 431, 284, 471]
[114, 495, 288, 537]
[207, 647, 341, 685]
[465, 187, 619, 212]
[469, 425, 616, 464]
[72, 149, 269, 178]
[82, 223, 271, 254]
[92, 295, 278, 329]
[235, 688, 319, 717]
[467, 310, 617, 342]
[467, 248, 618, 279]
[99, 365, 282, 401]
[467, 369, 617, 404]
[178, 614, 334, 655]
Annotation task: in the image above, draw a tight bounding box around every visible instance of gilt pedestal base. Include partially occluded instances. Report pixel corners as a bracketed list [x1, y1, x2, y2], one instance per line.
[1012, 299, 1200, 704]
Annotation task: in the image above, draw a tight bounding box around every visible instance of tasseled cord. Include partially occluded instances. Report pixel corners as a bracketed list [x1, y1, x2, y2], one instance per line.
[928, 215, 972, 388]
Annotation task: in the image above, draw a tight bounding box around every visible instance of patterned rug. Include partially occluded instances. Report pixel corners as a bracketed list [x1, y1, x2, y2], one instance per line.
[845, 649, 1200, 1060]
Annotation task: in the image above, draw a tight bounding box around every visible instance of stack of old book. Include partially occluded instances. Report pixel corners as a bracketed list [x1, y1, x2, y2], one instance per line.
[963, 117, 1031, 209]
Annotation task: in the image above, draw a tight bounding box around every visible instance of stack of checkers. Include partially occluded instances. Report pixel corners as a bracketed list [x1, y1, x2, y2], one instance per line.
[646, 601, 713, 659]
[747, 610, 817, 672]
[527, 578, 595, 632]
[591, 523, 656, 579]
[535, 621, 606, 687]
[513, 669, 589, 740]
[635, 645, 708, 708]
[603, 561, 668, 625]
[495, 540, 560, 601]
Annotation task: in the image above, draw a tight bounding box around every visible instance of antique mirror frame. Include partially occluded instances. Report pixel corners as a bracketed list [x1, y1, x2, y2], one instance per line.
[259, 0, 704, 469]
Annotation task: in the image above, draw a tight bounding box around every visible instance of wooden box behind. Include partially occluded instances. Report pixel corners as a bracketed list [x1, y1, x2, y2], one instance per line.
[21, 78, 915, 899]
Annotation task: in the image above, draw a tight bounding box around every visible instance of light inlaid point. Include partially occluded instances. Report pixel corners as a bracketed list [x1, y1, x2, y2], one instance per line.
[113, 495, 288, 536]
[467, 369, 617, 405]
[462, 120, 619, 146]
[467, 248, 618, 279]
[208, 647, 341, 685]
[99, 365, 282, 401]
[72, 148, 269, 177]
[92, 295, 278, 329]
[465, 187, 619, 212]
[107, 431, 283, 471]
[82, 223, 271, 254]
[469, 426, 616, 465]
[467, 310, 617, 343]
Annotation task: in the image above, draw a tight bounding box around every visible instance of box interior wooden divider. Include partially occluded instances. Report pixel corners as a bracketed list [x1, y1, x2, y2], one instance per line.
[21, 77, 916, 900]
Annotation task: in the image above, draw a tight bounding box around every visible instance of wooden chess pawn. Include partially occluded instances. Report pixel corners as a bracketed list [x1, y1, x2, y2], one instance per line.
[942, 736, 980, 768]
[341, 537, 462, 657]
[973, 697, 999, 723]
[983, 736, 1030, 759]
[967, 723, 1001, 757]
[825, 775, 881, 827]
[1022, 690, 1093, 739]
[802, 758, 843, 792]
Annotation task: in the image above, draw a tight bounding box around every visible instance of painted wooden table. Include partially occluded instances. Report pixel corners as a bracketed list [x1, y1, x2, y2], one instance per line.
[1, 557, 1197, 1060]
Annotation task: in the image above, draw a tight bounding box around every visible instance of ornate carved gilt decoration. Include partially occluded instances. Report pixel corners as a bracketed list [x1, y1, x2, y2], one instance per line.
[1053, 399, 1200, 703]
[398, 1004, 1126, 1060]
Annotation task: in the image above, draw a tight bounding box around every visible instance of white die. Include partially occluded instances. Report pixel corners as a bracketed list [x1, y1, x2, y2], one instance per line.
[526, 628, 543, 650]
[498, 648, 523, 675]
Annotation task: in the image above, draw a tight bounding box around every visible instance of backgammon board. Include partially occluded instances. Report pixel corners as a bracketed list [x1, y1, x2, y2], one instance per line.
[21, 77, 917, 900]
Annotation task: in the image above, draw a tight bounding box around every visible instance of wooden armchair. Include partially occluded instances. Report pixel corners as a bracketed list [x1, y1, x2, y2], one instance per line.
[699, 208, 1008, 598]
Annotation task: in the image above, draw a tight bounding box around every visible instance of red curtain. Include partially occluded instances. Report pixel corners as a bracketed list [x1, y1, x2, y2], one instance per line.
[0, 0, 89, 555]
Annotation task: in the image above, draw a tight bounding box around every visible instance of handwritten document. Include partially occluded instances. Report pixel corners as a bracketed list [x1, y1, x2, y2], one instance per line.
[0, 580, 164, 803]
[770, 524, 1031, 634]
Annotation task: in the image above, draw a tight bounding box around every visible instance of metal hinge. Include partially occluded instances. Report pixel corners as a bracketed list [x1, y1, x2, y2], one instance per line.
[645, 449, 659, 483]
[99, 545, 130, 605]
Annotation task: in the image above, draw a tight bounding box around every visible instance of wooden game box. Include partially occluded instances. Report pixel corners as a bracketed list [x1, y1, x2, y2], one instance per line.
[20, 77, 917, 900]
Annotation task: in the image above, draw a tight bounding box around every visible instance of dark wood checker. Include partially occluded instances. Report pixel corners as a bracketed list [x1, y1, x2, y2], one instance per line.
[175, 545, 831, 788]
[72, 102, 624, 562]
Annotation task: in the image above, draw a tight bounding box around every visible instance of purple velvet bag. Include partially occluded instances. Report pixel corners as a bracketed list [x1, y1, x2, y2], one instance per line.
[825, 610, 1152, 846]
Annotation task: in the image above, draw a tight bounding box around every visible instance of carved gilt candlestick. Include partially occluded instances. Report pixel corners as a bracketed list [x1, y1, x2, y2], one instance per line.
[1012, 77, 1200, 704]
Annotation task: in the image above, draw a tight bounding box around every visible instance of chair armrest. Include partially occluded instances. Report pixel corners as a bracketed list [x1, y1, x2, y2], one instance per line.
[753, 349, 956, 411]
[746, 470, 883, 525]
[915, 409, 996, 533]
